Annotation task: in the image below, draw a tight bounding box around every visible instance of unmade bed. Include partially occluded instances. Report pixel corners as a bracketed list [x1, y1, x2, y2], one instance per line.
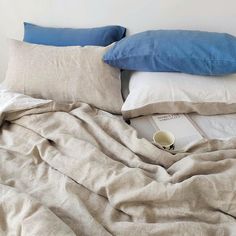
[1, 90, 236, 235]
[1, 21, 236, 236]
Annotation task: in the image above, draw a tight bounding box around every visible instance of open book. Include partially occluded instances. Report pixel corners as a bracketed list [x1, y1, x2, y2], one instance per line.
[149, 114, 205, 152]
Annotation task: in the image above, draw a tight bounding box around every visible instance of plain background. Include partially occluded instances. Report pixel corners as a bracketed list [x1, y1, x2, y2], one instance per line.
[0, 0, 236, 82]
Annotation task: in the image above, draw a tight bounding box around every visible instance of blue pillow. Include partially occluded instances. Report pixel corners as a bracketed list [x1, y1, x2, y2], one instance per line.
[103, 30, 236, 76]
[23, 22, 126, 47]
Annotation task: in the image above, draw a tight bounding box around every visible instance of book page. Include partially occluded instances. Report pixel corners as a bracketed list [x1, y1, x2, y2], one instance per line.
[150, 114, 204, 152]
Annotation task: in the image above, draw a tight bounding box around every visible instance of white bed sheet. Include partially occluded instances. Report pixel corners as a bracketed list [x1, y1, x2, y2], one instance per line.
[130, 113, 236, 143]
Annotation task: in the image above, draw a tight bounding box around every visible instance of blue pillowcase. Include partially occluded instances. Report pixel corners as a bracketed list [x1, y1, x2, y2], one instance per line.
[23, 22, 126, 47]
[103, 30, 236, 76]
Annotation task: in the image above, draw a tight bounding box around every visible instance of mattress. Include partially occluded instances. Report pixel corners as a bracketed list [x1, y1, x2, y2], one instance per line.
[130, 113, 236, 143]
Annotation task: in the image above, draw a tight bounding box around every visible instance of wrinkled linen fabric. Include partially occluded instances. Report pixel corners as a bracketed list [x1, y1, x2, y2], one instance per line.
[0, 90, 236, 236]
[3, 40, 123, 114]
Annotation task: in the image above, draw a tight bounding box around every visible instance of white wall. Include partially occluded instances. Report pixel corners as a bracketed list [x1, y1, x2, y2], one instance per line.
[0, 0, 236, 81]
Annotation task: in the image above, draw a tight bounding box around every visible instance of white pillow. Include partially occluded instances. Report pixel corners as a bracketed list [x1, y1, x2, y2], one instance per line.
[3, 39, 123, 114]
[122, 72, 236, 118]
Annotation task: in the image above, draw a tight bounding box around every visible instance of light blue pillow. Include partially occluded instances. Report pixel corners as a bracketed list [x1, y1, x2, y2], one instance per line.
[103, 30, 236, 76]
[23, 22, 126, 47]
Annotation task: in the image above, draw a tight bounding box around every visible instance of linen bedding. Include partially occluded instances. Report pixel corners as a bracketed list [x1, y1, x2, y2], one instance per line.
[1, 90, 236, 236]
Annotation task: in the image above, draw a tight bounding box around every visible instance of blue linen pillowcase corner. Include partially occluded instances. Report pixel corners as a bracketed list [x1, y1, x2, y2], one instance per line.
[103, 30, 236, 76]
[23, 22, 126, 47]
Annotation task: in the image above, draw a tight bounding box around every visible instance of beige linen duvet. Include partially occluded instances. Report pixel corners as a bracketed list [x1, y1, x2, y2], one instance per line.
[0, 90, 236, 236]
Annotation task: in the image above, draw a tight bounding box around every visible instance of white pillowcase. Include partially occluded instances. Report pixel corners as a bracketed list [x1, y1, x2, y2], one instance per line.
[122, 72, 236, 118]
[3, 39, 123, 114]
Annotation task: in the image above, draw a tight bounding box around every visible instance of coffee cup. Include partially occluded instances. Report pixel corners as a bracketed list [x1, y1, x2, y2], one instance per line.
[153, 130, 175, 150]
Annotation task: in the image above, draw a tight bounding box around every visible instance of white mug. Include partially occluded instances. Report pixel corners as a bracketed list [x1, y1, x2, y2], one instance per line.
[153, 130, 175, 150]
